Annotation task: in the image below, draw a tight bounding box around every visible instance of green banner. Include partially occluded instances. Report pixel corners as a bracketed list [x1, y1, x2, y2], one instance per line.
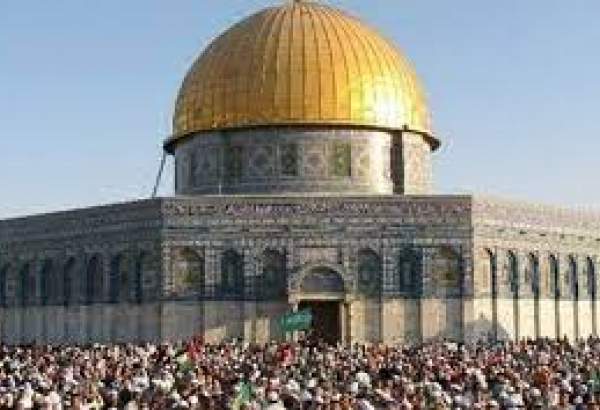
[280, 309, 312, 332]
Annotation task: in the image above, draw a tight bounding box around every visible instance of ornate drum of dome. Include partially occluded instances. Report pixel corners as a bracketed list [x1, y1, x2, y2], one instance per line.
[166, 1, 439, 195]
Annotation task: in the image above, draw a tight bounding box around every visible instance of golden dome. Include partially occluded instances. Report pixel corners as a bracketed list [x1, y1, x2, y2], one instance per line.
[167, 1, 437, 151]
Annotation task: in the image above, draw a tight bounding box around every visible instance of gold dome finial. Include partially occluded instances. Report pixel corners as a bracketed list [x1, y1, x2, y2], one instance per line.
[167, 1, 437, 152]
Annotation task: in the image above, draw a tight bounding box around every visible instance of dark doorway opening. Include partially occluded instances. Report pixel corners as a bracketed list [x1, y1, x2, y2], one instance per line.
[299, 300, 341, 344]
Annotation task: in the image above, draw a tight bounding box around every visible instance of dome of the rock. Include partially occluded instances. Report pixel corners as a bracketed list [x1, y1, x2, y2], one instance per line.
[166, 1, 437, 151]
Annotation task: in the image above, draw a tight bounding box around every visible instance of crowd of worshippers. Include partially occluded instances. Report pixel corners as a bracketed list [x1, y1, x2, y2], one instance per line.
[1, 337, 600, 409]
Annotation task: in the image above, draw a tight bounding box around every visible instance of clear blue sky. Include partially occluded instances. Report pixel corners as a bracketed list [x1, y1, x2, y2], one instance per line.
[1, 1, 599, 218]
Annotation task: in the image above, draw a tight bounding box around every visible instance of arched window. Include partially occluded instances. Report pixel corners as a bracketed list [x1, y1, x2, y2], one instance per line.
[477, 249, 494, 293]
[527, 253, 540, 296]
[433, 247, 461, 290]
[261, 249, 286, 298]
[395, 249, 421, 294]
[507, 251, 518, 296]
[221, 249, 243, 298]
[86, 254, 104, 304]
[549, 255, 559, 298]
[0, 264, 9, 306]
[63, 257, 76, 305]
[53, 260, 65, 306]
[109, 254, 129, 303]
[173, 248, 205, 298]
[484, 249, 496, 295]
[586, 257, 595, 298]
[19, 263, 36, 306]
[300, 267, 345, 293]
[568, 256, 578, 299]
[357, 248, 382, 295]
[39, 259, 54, 305]
[133, 252, 150, 303]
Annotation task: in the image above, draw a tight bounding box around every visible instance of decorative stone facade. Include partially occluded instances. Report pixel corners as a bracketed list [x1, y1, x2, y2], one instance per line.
[1, 195, 597, 344]
[174, 127, 432, 196]
[471, 197, 600, 341]
[5, 1, 591, 346]
[393, 131, 433, 195]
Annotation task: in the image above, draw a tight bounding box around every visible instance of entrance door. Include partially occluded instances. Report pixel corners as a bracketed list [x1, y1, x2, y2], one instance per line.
[299, 301, 340, 344]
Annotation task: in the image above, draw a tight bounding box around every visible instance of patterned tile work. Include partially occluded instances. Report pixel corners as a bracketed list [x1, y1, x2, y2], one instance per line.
[400, 132, 433, 195]
[0, 194, 598, 344]
[174, 128, 398, 195]
[280, 144, 299, 177]
[330, 142, 351, 177]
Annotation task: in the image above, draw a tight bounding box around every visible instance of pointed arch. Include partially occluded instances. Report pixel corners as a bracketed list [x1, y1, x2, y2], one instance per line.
[567, 255, 578, 299]
[357, 248, 382, 295]
[109, 254, 129, 303]
[526, 253, 541, 338]
[527, 253, 540, 297]
[261, 248, 287, 299]
[548, 254, 560, 338]
[52, 258, 65, 305]
[134, 251, 151, 303]
[19, 262, 35, 306]
[433, 246, 461, 290]
[86, 254, 104, 304]
[0, 264, 9, 306]
[507, 251, 518, 297]
[476, 248, 495, 295]
[549, 254, 560, 298]
[173, 248, 205, 298]
[505, 250, 520, 339]
[63, 257, 77, 305]
[567, 255, 580, 338]
[586, 257, 596, 298]
[393, 248, 421, 295]
[483, 248, 496, 295]
[220, 249, 243, 298]
[483, 248, 498, 340]
[300, 266, 345, 293]
[39, 258, 54, 305]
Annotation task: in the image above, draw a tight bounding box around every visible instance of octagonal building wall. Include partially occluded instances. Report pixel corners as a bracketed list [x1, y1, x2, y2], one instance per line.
[468, 196, 600, 342]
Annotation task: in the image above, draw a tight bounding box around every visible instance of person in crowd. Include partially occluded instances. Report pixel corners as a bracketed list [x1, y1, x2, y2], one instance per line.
[0, 336, 600, 409]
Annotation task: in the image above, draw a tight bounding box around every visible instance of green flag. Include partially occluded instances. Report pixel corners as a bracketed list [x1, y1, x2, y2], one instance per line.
[280, 309, 312, 332]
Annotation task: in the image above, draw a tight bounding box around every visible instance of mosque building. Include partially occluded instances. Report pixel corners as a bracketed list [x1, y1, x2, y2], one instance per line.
[1, 1, 599, 344]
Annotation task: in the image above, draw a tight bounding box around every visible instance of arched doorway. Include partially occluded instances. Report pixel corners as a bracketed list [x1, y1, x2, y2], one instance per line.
[296, 266, 346, 344]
